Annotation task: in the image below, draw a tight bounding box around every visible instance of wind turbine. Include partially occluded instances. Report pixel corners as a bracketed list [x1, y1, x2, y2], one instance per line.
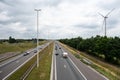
[98, 8, 115, 36]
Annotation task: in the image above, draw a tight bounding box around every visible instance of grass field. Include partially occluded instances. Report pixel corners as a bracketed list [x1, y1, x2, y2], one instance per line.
[60, 42, 120, 80]
[0, 41, 46, 54]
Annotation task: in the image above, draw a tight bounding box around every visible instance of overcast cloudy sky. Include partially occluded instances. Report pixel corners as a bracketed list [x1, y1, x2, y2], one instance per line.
[0, 0, 120, 39]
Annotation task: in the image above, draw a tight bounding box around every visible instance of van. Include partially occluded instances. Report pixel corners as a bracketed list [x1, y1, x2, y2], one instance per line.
[62, 52, 68, 58]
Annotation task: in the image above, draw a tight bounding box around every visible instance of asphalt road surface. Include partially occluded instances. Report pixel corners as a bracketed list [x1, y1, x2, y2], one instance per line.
[51, 42, 108, 80]
[0, 42, 50, 80]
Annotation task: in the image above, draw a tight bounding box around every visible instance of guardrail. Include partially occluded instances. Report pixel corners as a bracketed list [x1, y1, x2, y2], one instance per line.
[20, 62, 37, 80]
[19, 42, 52, 80]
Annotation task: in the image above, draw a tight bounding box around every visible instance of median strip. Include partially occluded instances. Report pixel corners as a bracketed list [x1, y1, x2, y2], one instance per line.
[26, 42, 53, 80]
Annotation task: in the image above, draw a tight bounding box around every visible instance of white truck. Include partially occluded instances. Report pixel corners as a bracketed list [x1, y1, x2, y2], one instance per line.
[62, 52, 68, 58]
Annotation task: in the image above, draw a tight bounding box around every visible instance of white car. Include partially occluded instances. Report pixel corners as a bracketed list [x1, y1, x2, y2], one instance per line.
[23, 51, 30, 56]
[62, 52, 68, 58]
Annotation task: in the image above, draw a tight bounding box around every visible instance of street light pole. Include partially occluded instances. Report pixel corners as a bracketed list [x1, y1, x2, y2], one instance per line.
[35, 9, 41, 68]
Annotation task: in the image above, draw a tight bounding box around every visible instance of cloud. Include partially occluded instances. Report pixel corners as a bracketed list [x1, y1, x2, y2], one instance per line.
[0, 11, 12, 21]
[0, 0, 120, 39]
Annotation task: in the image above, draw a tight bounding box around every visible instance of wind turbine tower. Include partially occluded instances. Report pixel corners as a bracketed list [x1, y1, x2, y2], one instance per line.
[98, 8, 115, 36]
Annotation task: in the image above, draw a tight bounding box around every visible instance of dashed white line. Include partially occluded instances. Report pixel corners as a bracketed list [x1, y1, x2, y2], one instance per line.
[16, 60, 19, 63]
[0, 55, 21, 68]
[0, 71, 2, 73]
[64, 65, 66, 68]
[68, 57, 87, 80]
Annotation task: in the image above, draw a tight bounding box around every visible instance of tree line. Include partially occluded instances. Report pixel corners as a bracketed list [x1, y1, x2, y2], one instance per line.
[0, 36, 44, 44]
[59, 35, 120, 65]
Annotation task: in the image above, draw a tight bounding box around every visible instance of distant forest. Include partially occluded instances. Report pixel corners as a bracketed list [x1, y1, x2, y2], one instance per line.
[59, 35, 120, 65]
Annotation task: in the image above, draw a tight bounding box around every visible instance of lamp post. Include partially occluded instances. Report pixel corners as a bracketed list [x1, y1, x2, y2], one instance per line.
[35, 9, 41, 67]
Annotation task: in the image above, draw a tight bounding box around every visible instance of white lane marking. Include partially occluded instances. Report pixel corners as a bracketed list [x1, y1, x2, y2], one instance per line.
[68, 57, 87, 80]
[55, 53, 57, 80]
[16, 60, 19, 63]
[2, 42, 50, 80]
[0, 55, 21, 67]
[0, 71, 2, 73]
[64, 65, 66, 68]
[87, 66, 109, 80]
[2, 52, 37, 80]
[50, 45, 54, 80]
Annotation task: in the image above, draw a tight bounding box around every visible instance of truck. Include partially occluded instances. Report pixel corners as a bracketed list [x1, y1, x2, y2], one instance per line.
[62, 52, 68, 58]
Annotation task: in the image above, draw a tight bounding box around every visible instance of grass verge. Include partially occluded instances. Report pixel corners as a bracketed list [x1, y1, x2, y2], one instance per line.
[26, 42, 53, 80]
[60, 42, 120, 80]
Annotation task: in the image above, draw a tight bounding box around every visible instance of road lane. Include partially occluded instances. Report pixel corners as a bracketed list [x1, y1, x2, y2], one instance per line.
[0, 42, 51, 80]
[51, 42, 108, 80]
[53, 42, 86, 80]
[58, 42, 108, 80]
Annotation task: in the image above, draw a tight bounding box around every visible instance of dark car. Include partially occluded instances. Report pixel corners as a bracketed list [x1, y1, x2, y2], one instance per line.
[39, 47, 42, 49]
[34, 50, 37, 53]
[55, 46, 57, 50]
[55, 53, 59, 55]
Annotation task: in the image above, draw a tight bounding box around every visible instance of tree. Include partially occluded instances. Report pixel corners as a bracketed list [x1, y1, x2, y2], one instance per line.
[8, 36, 16, 43]
[59, 35, 120, 65]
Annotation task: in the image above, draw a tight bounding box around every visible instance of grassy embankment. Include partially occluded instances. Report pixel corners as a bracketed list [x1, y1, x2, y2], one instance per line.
[0, 41, 46, 54]
[60, 42, 120, 80]
[0, 41, 47, 62]
[8, 42, 53, 80]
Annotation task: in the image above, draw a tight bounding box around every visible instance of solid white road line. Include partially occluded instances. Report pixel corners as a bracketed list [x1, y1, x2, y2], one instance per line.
[50, 49, 54, 80]
[68, 57, 87, 80]
[55, 53, 57, 80]
[87, 66, 109, 80]
[2, 53, 37, 80]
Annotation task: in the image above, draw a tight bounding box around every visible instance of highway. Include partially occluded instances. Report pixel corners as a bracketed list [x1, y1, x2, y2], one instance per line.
[51, 42, 108, 80]
[0, 42, 50, 80]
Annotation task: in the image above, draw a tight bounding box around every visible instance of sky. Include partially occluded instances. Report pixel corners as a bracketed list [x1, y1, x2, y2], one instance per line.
[0, 0, 120, 39]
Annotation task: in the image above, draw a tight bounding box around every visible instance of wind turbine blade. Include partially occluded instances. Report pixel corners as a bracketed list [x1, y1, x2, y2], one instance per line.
[98, 12, 105, 17]
[106, 8, 115, 17]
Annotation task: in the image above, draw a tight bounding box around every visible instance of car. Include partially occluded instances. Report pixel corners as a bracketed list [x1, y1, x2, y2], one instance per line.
[34, 50, 37, 53]
[59, 47, 61, 49]
[62, 52, 68, 58]
[55, 53, 59, 55]
[55, 46, 57, 50]
[39, 47, 42, 49]
[23, 51, 30, 56]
